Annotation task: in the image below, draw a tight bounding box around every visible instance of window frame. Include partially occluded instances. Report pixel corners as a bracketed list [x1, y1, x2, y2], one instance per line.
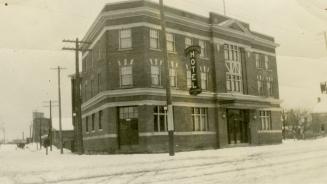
[201, 71, 208, 90]
[266, 77, 273, 97]
[224, 44, 243, 93]
[119, 29, 132, 49]
[120, 65, 133, 87]
[150, 29, 160, 49]
[119, 106, 138, 119]
[264, 55, 269, 70]
[259, 111, 272, 130]
[153, 106, 167, 132]
[169, 67, 177, 88]
[192, 107, 209, 131]
[166, 33, 175, 52]
[151, 65, 161, 86]
[199, 40, 207, 58]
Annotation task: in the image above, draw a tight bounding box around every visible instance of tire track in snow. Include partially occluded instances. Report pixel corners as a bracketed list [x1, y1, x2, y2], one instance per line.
[18, 144, 327, 184]
[26, 147, 327, 184]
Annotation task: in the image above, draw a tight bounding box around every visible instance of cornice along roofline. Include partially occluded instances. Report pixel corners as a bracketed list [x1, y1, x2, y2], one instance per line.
[81, 0, 278, 50]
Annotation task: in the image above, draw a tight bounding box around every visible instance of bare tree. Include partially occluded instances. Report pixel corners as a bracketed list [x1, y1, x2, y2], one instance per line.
[284, 108, 311, 139]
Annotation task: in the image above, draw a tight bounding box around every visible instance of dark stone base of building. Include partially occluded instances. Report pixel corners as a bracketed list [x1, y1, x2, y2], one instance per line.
[81, 105, 282, 154]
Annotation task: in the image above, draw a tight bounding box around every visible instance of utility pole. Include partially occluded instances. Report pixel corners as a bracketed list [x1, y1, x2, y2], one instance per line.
[43, 100, 58, 151]
[159, 0, 174, 156]
[22, 132, 24, 141]
[63, 38, 91, 154]
[51, 66, 66, 154]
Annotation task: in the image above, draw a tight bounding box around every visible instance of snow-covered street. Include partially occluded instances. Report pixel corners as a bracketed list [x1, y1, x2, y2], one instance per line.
[1, 138, 327, 184]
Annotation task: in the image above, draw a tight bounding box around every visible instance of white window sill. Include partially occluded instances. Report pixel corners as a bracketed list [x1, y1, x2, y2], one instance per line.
[99, 129, 103, 132]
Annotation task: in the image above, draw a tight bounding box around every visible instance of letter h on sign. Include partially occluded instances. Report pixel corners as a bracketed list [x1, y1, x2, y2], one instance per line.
[185, 45, 202, 96]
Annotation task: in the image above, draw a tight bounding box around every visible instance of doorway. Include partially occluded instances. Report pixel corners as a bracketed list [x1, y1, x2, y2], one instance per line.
[118, 107, 139, 146]
[227, 109, 249, 144]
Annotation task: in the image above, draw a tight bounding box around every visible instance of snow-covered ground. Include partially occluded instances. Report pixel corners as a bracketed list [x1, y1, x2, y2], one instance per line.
[1, 138, 327, 184]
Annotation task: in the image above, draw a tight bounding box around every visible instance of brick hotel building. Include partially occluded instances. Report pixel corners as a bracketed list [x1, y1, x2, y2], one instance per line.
[80, 0, 282, 153]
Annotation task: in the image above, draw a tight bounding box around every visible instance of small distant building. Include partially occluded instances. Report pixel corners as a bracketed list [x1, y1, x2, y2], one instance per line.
[52, 117, 75, 151]
[311, 97, 327, 136]
[32, 112, 50, 143]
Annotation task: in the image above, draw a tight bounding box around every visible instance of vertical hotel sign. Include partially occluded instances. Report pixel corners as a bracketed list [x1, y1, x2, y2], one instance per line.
[185, 45, 202, 95]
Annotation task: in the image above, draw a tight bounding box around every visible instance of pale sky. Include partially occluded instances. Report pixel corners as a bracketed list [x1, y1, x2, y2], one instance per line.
[0, 0, 327, 140]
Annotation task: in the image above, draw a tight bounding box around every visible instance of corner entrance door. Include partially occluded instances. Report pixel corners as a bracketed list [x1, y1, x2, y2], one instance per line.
[118, 107, 139, 146]
[227, 109, 249, 144]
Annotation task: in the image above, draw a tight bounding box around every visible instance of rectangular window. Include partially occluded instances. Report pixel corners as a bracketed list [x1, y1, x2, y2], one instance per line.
[169, 68, 177, 87]
[91, 114, 95, 131]
[257, 75, 265, 96]
[150, 29, 160, 49]
[120, 65, 133, 87]
[256, 53, 266, 69]
[166, 33, 175, 52]
[226, 74, 231, 91]
[98, 110, 103, 130]
[201, 72, 208, 90]
[119, 106, 138, 119]
[119, 29, 132, 49]
[185, 37, 193, 48]
[259, 111, 272, 130]
[199, 40, 207, 58]
[224, 44, 243, 93]
[151, 65, 161, 86]
[153, 106, 167, 132]
[192, 108, 208, 131]
[85, 117, 89, 133]
[187, 70, 192, 89]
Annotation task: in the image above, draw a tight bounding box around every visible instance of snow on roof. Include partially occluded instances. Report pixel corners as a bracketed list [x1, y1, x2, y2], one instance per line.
[51, 117, 74, 131]
[312, 96, 327, 114]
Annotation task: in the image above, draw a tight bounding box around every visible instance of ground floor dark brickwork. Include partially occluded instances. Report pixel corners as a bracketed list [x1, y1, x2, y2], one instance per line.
[81, 100, 282, 154]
